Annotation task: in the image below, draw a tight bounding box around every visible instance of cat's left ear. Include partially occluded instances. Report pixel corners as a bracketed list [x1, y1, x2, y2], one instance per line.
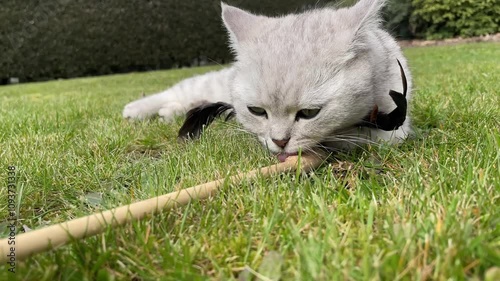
[221, 3, 263, 46]
[349, 0, 386, 51]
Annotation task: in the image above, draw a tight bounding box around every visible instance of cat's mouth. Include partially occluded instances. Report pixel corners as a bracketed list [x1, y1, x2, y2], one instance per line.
[277, 152, 299, 163]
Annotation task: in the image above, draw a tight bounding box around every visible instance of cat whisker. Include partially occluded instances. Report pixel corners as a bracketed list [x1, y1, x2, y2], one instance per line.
[327, 135, 381, 146]
[321, 136, 373, 151]
[293, 141, 332, 158]
[311, 143, 337, 155]
[218, 123, 253, 136]
[219, 122, 242, 130]
[299, 146, 324, 159]
[230, 128, 253, 136]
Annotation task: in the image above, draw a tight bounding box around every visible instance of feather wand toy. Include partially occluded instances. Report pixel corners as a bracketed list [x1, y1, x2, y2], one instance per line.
[0, 155, 324, 263]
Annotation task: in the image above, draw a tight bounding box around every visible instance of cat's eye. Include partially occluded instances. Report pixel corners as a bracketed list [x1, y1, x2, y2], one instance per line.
[296, 108, 321, 120]
[248, 106, 267, 118]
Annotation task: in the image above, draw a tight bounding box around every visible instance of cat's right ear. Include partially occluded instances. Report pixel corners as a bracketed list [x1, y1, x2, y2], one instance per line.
[221, 2, 260, 45]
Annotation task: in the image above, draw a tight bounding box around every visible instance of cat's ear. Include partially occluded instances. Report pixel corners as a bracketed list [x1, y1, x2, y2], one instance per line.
[221, 2, 260, 44]
[349, 0, 386, 51]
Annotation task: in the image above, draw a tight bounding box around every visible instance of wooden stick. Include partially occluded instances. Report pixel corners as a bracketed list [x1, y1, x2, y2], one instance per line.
[0, 155, 324, 263]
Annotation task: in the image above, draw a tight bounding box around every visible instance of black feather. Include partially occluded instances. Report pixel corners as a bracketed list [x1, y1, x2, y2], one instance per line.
[359, 59, 408, 131]
[178, 102, 235, 140]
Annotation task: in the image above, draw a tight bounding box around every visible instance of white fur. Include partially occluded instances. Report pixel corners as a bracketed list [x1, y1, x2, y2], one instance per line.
[123, 0, 412, 155]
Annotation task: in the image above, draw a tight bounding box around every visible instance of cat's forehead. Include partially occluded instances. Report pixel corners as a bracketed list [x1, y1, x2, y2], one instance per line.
[236, 12, 356, 76]
[235, 63, 333, 110]
[248, 10, 355, 52]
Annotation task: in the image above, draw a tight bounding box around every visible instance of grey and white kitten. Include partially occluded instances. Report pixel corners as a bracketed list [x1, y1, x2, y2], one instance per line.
[123, 0, 412, 161]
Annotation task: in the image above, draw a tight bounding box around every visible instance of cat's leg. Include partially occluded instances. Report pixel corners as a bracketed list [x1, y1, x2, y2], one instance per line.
[123, 67, 234, 121]
[122, 90, 171, 120]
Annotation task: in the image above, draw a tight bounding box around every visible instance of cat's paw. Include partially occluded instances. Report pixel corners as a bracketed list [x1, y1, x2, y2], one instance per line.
[158, 102, 186, 122]
[123, 100, 157, 120]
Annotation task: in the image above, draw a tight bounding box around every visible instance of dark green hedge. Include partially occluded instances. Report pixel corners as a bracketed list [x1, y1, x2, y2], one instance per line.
[383, 0, 413, 39]
[411, 0, 500, 40]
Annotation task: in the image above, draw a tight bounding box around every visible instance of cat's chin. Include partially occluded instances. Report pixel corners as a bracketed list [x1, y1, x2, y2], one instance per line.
[277, 152, 299, 163]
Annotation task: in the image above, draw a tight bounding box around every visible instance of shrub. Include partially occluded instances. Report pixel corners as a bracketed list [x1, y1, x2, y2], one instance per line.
[410, 0, 500, 40]
[383, 0, 413, 39]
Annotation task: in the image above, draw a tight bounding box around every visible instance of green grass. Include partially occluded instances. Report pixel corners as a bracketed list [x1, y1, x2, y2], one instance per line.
[0, 43, 499, 280]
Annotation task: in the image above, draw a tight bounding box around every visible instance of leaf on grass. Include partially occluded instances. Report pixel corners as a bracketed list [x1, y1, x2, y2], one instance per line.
[485, 267, 500, 281]
[238, 268, 253, 281]
[257, 251, 283, 281]
[84, 192, 103, 207]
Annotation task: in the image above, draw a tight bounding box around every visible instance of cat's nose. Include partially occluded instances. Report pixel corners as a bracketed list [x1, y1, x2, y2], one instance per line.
[272, 138, 289, 149]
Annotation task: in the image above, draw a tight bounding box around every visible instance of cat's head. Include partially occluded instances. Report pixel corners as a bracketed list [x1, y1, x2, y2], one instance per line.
[222, 0, 387, 156]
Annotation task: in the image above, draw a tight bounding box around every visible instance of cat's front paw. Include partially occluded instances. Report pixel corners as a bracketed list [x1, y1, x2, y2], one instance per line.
[158, 102, 186, 122]
[123, 100, 157, 120]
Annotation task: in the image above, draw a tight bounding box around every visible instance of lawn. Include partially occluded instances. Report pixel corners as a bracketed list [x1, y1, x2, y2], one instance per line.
[0, 43, 499, 280]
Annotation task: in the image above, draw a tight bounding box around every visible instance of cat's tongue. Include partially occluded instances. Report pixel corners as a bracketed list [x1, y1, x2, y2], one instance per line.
[277, 152, 298, 163]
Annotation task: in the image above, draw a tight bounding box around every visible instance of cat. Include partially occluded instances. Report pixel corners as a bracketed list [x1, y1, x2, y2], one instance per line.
[123, 0, 412, 162]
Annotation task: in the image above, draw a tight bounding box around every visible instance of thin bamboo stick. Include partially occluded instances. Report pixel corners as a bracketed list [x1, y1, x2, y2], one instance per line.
[0, 155, 324, 263]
